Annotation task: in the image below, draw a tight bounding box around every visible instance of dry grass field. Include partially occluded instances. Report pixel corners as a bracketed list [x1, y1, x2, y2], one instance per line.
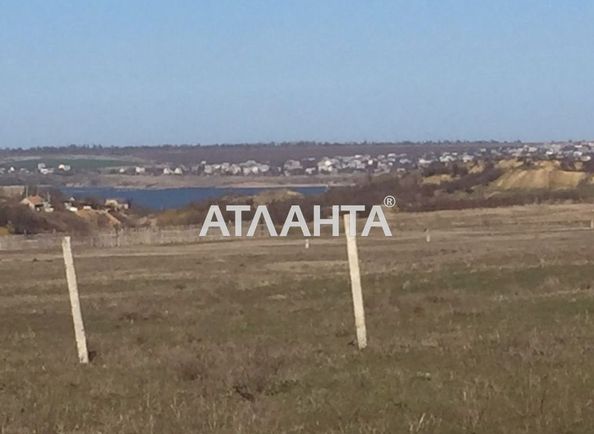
[1, 204, 594, 433]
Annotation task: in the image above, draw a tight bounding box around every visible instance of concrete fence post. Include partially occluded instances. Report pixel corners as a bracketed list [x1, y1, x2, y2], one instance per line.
[343, 214, 367, 350]
[62, 236, 89, 364]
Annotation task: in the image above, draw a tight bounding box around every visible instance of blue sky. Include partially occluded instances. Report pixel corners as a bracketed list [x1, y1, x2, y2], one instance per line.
[1, 1, 594, 148]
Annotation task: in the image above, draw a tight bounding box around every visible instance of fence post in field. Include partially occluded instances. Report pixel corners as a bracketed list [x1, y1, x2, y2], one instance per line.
[425, 228, 431, 243]
[343, 214, 367, 350]
[62, 236, 89, 364]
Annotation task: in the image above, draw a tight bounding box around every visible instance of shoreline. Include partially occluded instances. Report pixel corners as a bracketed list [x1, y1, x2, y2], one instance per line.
[60, 174, 358, 189]
[61, 183, 335, 191]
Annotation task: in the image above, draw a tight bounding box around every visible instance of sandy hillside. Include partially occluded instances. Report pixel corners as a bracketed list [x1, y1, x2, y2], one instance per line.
[491, 160, 592, 190]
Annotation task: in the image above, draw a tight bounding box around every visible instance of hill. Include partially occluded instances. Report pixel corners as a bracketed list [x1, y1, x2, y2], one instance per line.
[490, 161, 592, 190]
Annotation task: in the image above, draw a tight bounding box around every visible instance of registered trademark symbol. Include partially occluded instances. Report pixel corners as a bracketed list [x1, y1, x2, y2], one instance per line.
[383, 195, 396, 208]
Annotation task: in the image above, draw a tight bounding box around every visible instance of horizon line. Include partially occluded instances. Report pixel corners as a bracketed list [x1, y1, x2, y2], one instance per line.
[2, 138, 591, 151]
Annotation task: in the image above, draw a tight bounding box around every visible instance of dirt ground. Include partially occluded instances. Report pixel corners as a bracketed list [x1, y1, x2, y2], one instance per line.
[1, 204, 594, 433]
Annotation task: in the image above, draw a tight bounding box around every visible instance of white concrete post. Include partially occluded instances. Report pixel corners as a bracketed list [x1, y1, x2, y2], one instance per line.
[425, 228, 431, 243]
[343, 214, 367, 349]
[62, 236, 89, 364]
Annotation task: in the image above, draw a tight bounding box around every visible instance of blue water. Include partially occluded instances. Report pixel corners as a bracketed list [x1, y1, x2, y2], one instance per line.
[60, 186, 328, 210]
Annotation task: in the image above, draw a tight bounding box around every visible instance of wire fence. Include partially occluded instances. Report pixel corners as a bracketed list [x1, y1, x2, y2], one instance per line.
[0, 225, 228, 251]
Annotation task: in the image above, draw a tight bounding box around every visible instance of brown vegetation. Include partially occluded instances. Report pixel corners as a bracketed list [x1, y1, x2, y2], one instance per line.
[1, 204, 593, 432]
[155, 160, 594, 227]
[0, 190, 139, 235]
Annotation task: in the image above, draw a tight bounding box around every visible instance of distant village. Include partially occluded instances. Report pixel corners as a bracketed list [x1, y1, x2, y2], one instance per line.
[106, 142, 594, 177]
[2, 141, 594, 179]
[0, 162, 73, 176]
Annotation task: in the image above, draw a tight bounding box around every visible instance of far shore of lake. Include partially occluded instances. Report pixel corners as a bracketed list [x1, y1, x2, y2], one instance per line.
[61, 173, 358, 190]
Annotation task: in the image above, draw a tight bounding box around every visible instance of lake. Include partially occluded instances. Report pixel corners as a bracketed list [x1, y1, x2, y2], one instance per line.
[60, 186, 328, 210]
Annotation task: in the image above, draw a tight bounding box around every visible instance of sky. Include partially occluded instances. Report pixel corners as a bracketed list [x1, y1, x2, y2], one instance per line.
[1, 1, 594, 148]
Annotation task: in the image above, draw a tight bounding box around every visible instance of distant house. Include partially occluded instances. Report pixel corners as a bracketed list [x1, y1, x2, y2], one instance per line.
[203, 165, 214, 175]
[64, 200, 78, 212]
[105, 198, 130, 211]
[439, 154, 456, 163]
[284, 159, 302, 170]
[21, 195, 54, 213]
[317, 158, 338, 174]
[229, 164, 242, 175]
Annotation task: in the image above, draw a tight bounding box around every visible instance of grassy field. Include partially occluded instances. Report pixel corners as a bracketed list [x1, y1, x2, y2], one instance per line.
[1, 204, 594, 433]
